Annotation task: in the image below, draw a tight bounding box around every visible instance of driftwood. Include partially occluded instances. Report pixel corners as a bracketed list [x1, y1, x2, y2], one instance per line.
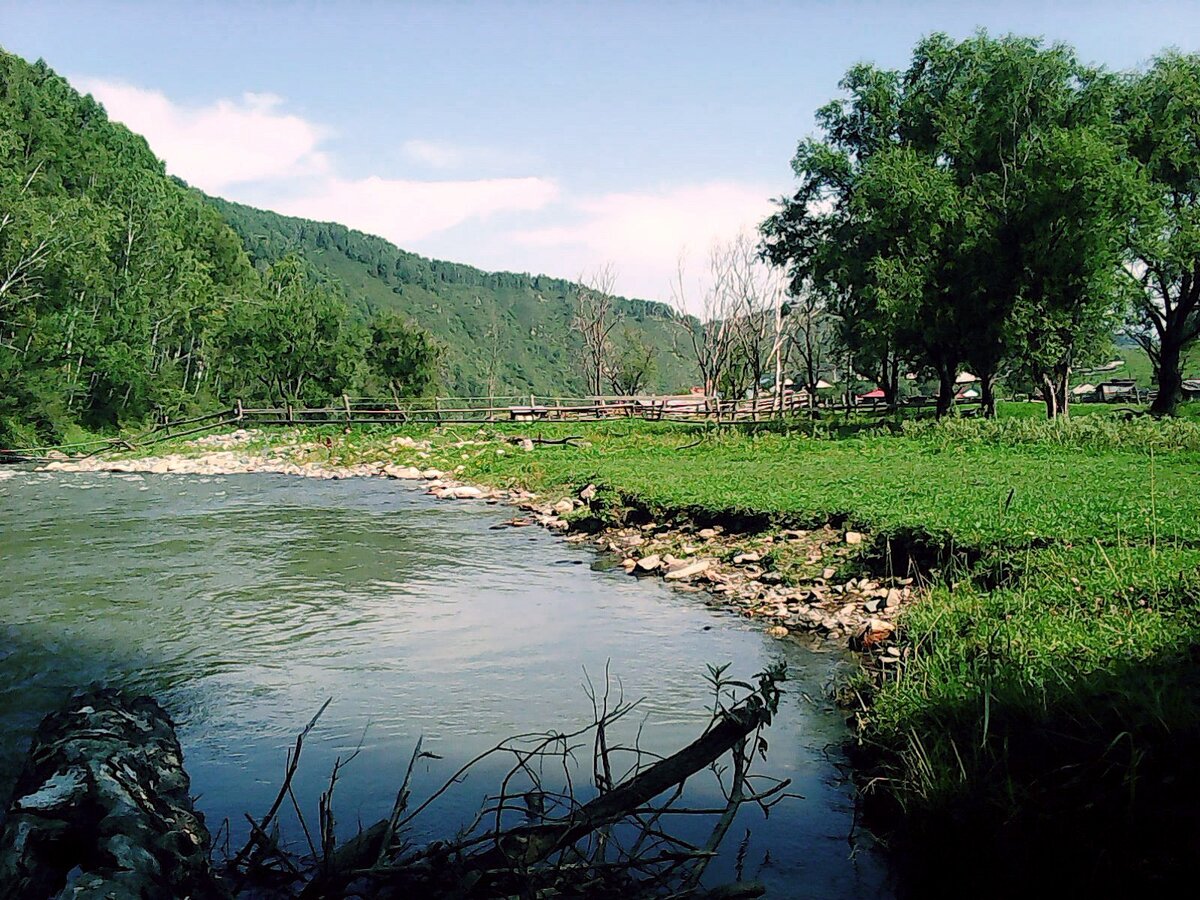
[0, 690, 226, 900]
[504, 434, 586, 447]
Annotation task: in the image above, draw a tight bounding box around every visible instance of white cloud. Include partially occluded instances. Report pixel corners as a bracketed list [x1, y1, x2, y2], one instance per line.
[512, 182, 776, 303]
[78, 78, 331, 192]
[76, 77, 560, 242]
[72, 76, 776, 304]
[402, 139, 466, 169]
[400, 138, 537, 172]
[273, 175, 560, 246]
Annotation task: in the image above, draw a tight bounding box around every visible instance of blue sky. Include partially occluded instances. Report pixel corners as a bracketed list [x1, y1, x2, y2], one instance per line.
[2, 1, 1198, 302]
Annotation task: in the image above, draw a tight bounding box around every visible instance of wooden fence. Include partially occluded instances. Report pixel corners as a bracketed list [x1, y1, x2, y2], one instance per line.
[1, 392, 983, 463]
[228, 392, 981, 426]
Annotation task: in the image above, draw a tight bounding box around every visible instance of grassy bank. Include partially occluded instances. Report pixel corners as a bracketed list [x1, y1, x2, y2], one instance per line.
[108, 408, 1200, 893]
[328, 412, 1198, 893]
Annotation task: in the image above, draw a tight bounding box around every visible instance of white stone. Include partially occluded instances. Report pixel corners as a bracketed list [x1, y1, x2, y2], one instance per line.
[664, 559, 712, 581]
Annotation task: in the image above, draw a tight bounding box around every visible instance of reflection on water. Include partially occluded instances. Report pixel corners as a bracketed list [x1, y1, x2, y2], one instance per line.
[0, 471, 891, 898]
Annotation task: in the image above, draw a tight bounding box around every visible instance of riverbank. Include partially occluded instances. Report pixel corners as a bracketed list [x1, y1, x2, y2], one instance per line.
[38, 416, 1200, 894]
[40, 428, 910, 646]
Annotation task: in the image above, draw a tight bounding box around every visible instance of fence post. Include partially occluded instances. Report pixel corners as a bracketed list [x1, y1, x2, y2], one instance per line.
[235, 399, 244, 422]
[342, 393, 352, 425]
[434, 396, 442, 424]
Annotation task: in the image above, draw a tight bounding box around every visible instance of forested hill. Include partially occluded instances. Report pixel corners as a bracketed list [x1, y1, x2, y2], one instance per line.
[0, 50, 258, 443]
[0, 47, 695, 445]
[207, 197, 697, 396]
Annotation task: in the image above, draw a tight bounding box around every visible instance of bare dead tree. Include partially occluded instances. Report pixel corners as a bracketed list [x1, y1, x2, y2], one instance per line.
[671, 249, 740, 417]
[724, 234, 788, 418]
[574, 264, 621, 398]
[784, 283, 833, 412]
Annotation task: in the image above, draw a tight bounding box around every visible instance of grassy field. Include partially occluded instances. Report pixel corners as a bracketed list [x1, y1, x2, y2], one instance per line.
[273, 406, 1200, 894]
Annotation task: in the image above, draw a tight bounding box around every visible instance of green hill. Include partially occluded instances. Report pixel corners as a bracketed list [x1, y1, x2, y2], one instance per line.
[0, 49, 258, 442]
[0, 46, 697, 444]
[208, 197, 698, 397]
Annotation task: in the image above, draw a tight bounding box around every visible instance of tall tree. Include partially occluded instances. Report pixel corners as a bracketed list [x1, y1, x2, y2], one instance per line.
[763, 32, 1130, 418]
[365, 312, 442, 403]
[608, 327, 658, 396]
[1121, 52, 1200, 416]
[573, 264, 620, 397]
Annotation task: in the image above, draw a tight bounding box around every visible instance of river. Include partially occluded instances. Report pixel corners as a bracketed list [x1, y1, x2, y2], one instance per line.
[0, 468, 891, 898]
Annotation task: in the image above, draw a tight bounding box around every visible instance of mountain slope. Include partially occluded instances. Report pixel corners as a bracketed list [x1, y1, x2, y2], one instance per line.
[0, 49, 258, 441]
[208, 197, 698, 396]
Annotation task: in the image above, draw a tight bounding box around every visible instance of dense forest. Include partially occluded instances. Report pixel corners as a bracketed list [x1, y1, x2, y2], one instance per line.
[0, 48, 697, 445]
[209, 198, 696, 398]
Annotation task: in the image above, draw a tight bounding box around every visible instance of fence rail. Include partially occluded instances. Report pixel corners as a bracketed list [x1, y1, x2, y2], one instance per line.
[1, 392, 984, 463]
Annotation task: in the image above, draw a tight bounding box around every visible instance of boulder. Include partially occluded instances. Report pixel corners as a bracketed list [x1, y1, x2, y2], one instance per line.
[844, 531, 864, 546]
[664, 559, 712, 581]
[383, 464, 423, 479]
[733, 551, 762, 565]
[579, 483, 597, 501]
[635, 554, 662, 573]
[553, 499, 574, 515]
[0, 690, 225, 899]
[443, 485, 484, 500]
[767, 625, 790, 638]
[852, 618, 896, 649]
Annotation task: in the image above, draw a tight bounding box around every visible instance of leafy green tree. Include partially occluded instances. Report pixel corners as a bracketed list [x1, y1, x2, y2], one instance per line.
[763, 32, 1131, 418]
[365, 312, 442, 402]
[608, 327, 659, 396]
[1120, 52, 1200, 416]
[220, 256, 363, 407]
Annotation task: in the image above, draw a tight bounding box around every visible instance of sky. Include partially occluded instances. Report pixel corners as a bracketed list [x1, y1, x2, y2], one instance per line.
[2, 1, 1198, 304]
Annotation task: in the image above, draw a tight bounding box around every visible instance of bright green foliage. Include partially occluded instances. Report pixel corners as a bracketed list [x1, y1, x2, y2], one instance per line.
[364, 311, 442, 401]
[0, 50, 255, 442]
[1121, 52, 1200, 416]
[764, 32, 1134, 418]
[216, 256, 364, 406]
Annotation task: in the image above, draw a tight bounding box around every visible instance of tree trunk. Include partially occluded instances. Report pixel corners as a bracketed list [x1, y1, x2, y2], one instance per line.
[980, 370, 998, 418]
[1042, 367, 1070, 419]
[935, 366, 955, 418]
[1150, 337, 1183, 417]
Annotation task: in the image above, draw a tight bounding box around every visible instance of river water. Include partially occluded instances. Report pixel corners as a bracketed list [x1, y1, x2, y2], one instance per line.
[0, 469, 890, 898]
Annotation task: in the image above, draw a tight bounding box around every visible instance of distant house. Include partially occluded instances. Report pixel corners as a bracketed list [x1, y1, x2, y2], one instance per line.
[1183, 379, 1200, 400]
[1071, 383, 1097, 401]
[1096, 379, 1139, 402]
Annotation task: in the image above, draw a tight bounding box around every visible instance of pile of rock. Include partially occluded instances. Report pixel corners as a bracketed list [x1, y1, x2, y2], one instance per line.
[0, 691, 224, 899]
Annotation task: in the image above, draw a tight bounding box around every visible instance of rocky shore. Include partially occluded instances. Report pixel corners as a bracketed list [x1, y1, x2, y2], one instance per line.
[38, 429, 912, 652]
